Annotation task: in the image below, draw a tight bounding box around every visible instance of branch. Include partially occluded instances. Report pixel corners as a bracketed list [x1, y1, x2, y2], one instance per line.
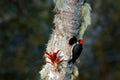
[39, 0, 91, 80]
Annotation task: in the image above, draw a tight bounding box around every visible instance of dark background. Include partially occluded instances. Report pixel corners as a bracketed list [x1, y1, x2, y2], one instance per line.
[0, 0, 120, 80]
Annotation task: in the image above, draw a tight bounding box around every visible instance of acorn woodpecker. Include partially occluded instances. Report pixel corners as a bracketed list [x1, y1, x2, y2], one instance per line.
[69, 39, 83, 64]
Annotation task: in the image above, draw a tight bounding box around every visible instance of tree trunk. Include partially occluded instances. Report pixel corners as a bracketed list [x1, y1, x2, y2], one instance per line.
[40, 0, 85, 80]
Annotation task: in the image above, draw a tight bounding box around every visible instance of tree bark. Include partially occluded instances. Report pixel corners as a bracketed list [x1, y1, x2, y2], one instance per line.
[40, 0, 85, 80]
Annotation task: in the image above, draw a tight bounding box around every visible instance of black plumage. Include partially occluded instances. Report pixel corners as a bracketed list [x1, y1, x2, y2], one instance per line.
[69, 36, 77, 45]
[69, 42, 83, 64]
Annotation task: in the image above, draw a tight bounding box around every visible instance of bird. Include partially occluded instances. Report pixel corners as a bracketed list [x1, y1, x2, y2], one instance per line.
[69, 39, 83, 64]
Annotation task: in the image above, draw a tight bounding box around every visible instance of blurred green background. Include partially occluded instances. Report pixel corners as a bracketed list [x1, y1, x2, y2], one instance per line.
[0, 0, 120, 80]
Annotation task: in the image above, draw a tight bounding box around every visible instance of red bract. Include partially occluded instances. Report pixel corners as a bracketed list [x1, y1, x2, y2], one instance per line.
[44, 50, 63, 66]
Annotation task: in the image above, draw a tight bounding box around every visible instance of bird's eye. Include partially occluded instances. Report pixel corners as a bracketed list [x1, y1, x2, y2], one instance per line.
[69, 36, 77, 45]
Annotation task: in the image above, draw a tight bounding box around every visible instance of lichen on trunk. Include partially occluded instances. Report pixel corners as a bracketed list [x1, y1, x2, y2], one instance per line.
[39, 0, 88, 80]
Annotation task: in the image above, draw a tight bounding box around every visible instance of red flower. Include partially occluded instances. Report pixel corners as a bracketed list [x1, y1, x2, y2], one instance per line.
[44, 50, 63, 66]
